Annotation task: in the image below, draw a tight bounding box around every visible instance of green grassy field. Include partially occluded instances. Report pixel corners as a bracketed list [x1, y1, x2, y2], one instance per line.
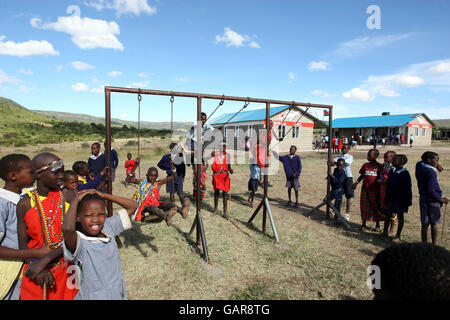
[3, 138, 450, 300]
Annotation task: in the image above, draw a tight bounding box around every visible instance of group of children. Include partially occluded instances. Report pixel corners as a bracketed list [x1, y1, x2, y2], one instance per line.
[0, 136, 448, 300]
[327, 145, 448, 244]
[0, 140, 196, 300]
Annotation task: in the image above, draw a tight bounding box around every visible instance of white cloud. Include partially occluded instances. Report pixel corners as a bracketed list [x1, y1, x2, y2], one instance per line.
[0, 69, 21, 87]
[56, 65, 64, 72]
[14, 85, 35, 93]
[308, 61, 330, 71]
[71, 61, 95, 70]
[288, 72, 295, 83]
[342, 88, 374, 102]
[108, 70, 122, 77]
[31, 5, 124, 51]
[90, 84, 108, 93]
[379, 89, 400, 97]
[84, 0, 157, 16]
[138, 73, 148, 78]
[0, 34, 59, 57]
[333, 33, 416, 58]
[175, 77, 188, 82]
[18, 68, 33, 75]
[312, 90, 336, 98]
[128, 80, 149, 87]
[394, 75, 425, 87]
[215, 27, 260, 48]
[425, 61, 450, 75]
[71, 82, 89, 92]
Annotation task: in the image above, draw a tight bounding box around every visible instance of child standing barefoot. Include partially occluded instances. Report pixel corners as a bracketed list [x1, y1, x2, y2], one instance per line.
[415, 151, 449, 245]
[353, 149, 383, 232]
[62, 190, 138, 299]
[384, 154, 412, 242]
[377, 151, 396, 235]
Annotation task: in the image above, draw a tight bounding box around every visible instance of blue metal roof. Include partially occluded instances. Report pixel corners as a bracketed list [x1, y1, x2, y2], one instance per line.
[332, 113, 424, 128]
[210, 105, 289, 125]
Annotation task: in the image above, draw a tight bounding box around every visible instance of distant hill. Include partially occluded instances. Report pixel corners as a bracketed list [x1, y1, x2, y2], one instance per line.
[33, 110, 191, 131]
[0, 97, 172, 146]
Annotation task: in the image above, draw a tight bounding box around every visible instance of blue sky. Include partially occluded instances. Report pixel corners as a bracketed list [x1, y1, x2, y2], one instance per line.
[1, 0, 449, 123]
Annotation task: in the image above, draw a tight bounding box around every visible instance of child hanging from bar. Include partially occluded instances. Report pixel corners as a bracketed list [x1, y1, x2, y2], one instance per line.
[157, 142, 186, 205]
[377, 151, 397, 236]
[125, 159, 190, 225]
[272, 145, 302, 207]
[0, 154, 52, 300]
[211, 141, 233, 218]
[382, 154, 412, 242]
[353, 149, 383, 232]
[16, 152, 78, 300]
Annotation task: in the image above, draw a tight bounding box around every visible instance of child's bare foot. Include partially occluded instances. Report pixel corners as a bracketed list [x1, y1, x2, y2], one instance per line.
[374, 226, 382, 233]
[165, 208, 177, 226]
[392, 237, 401, 243]
[180, 199, 190, 219]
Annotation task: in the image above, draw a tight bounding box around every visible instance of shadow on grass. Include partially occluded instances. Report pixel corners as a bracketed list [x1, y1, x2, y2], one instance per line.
[121, 222, 158, 257]
[266, 197, 394, 250]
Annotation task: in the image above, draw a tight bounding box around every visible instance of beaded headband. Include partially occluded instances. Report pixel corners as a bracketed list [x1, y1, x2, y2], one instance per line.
[35, 158, 64, 174]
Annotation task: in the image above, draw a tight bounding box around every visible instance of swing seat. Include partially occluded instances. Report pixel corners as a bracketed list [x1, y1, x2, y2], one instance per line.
[140, 213, 164, 224]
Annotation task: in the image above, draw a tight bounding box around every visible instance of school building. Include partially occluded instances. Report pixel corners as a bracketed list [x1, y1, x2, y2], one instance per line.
[332, 112, 435, 147]
[210, 105, 328, 152]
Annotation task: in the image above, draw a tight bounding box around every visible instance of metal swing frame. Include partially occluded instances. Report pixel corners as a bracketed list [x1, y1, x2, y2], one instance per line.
[104, 86, 334, 262]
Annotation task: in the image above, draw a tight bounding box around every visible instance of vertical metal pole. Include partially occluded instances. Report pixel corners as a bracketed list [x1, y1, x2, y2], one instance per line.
[195, 97, 209, 262]
[263, 102, 270, 233]
[105, 89, 113, 211]
[137, 90, 141, 179]
[105, 89, 122, 248]
[196, 97, 202, 246]
[326, 106, 333, 219]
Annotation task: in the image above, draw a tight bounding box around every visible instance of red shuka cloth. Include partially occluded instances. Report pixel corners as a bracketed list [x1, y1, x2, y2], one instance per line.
[20, 191, 78, 300]
[134, 182, 161, 222]
[212, 153, 230, 192]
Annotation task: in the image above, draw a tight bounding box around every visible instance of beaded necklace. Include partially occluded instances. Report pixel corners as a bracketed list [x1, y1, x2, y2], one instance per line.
[34, 190, 65, 249]
[133, 180, 158, 206]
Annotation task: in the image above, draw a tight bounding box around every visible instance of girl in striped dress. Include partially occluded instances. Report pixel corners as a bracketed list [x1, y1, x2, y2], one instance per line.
[353, 149, 383, 232]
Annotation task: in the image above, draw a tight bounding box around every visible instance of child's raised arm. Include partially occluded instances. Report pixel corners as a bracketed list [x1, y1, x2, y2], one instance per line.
[94, 191, 138, 217]
[159, 162, 178, 186]
[62, 190, 92, 254]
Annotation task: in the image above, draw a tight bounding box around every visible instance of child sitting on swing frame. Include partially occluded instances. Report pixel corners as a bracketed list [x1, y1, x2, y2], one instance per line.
[125, 158, 190, 225]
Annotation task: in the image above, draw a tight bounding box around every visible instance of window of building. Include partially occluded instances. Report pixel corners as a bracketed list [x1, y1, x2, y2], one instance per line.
[278, 125, 286, 138]
[422, 128, 426, 137]
[415, 128, 419, 136]
[292, 126, 300, 138]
